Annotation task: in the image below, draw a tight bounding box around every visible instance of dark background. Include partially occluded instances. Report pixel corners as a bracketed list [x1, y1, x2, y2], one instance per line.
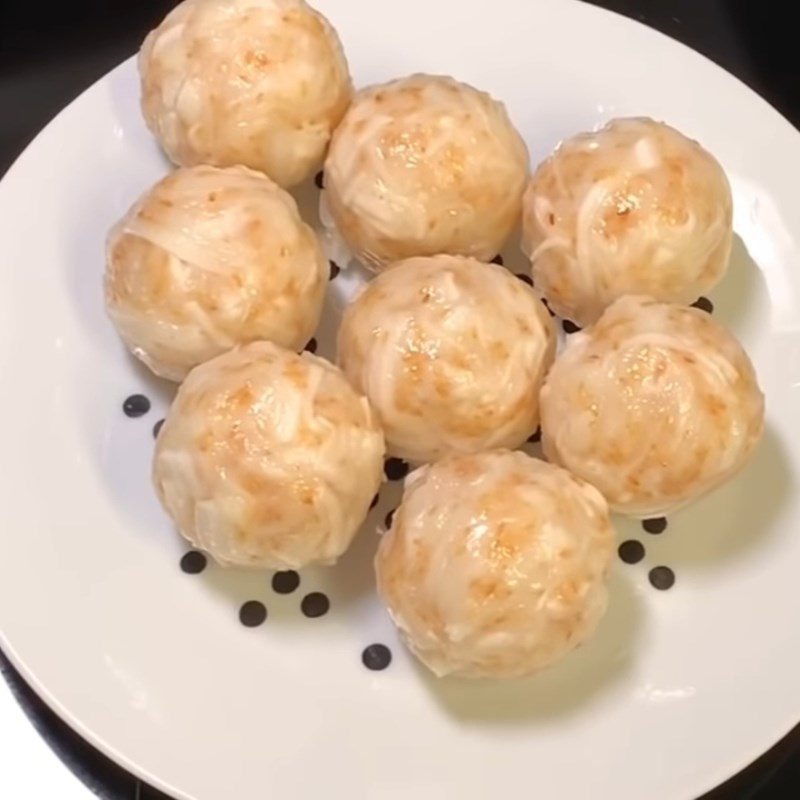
[0, 1, 797, 798]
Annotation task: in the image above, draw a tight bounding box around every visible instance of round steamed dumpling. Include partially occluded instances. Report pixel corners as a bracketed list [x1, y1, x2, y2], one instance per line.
[153, 341, 385, 569]
[105, 165, 327, 381]
[337, 256, 556, 462]
[324, 74, 529, 269]
[376, 450, 614, 678]
[522, 117, 733, 327]
[540, 295, 764, 517]
[139, 0, 352, 188]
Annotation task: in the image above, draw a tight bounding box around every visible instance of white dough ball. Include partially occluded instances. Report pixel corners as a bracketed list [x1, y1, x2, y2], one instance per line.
[105, 165, 327, 381]
[153, 341, 385, 569]
[522, 118, 733, 327]
[337, 256, 556, 462]
[376, 450, 614, 678]
[324, 74, 529, 269]
[139, 0, 352, 187]
[540, 295, 764, 517]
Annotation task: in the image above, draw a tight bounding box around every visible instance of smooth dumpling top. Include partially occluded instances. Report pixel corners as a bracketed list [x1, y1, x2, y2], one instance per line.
[139, 0, 352, 187]
[153, 341, 385, 569]
[337, 255, 556, 462]
[105, 165, 327, 381]
[324, 74, 529, 269]
[376, 450, 614, 679]
[522, 118, 733, 326]
[540, 295, 764, 517]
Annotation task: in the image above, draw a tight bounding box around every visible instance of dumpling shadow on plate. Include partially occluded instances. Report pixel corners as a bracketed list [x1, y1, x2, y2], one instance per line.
[195, 490, 399, 627]
[417, 570, 643, 725]
[74, 336, 177, 543]
[123, 347, 178, 408]
[653, 425, 792, 568]
[196, 555, 309, 633]
[321, 505, 396, 610]
[712, 233, 766, 334]
[290, 173, 323, 232]
[299, 479, 406, 613]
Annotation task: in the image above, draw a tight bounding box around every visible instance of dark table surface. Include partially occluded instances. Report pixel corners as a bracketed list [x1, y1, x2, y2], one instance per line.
[0, 2, 798, 798]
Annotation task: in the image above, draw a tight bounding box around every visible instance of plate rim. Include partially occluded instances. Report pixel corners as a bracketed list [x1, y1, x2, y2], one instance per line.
[0, 2, 799, 798]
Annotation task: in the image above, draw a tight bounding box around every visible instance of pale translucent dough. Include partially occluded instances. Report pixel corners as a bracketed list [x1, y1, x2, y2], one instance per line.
[323, 74, 529, 270]
[540, 295, 764, 517]
[337, 255, 556, 462]
[139, 0, 352, 187]
[105, 165, 327, 381]
[376, 450, 614, 679]
[522, 117, 733, 327]
[153, 341, 385, 569]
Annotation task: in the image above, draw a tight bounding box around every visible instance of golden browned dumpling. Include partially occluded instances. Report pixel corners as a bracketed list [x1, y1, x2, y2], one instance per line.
[522, 118, 733, 327]
[153, 342, 385, 569]
[105, 165, 327, 381]
[337, 256, 555, 462]
[540, 296, 764, 517]
[376, 450, 614, 678]
[139, 0, 352, 187]
[323, 74, 529, 269]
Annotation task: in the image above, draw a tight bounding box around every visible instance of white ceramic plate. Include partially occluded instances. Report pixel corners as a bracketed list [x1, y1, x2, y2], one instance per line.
[1, 1, 799, 798]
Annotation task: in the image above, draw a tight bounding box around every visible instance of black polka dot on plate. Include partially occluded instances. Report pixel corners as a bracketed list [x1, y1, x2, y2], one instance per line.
[153, 418, 164, 438]
[528, 427, 542, 444]
[304, 338, 318, 354]
[618, 540, 645, 565]
[384, 509, 395, 529]
[180, 550, 207, 575]
[562, 320, 581, 334]
[123, 394, 150, 418]
[515, 272, 533, 286]
[490, 254, 504, 265]
[362, 644, 392, 671]
[314, 170, 325, 190]
[642, 517, 668, 535]
[329, 260, 340, 280]
[301, 592, 330, 618]
[239, 601, 267, 627]
[648, 566, 675, 590]
[384, 458, 410, 481]
[370, 493, 380, 510]
[692, 296, 714, 314]
[272, 570, 300, 595]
